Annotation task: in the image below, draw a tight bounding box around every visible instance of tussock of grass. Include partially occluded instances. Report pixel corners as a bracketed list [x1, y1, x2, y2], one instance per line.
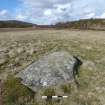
[61, 83, 71, 94]
[42, 87, 56, 96]
[4, 75, 35, 105]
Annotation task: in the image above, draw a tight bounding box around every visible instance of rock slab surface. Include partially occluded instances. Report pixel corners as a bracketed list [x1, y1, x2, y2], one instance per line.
[16, 51, 80, 91]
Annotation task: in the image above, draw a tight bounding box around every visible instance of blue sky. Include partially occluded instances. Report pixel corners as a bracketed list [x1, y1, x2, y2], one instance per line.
[0, 0, 20, 11]
[0, 0, 105, 24]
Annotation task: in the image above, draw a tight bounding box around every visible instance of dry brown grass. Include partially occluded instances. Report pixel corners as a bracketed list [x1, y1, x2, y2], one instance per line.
[0, 29, 105, 105]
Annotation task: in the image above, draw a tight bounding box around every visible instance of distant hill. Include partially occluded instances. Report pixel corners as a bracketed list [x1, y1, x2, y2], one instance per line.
[1, 19, 105, 30]
[0, 20, 36, 28]
[55, 19, 105, 30]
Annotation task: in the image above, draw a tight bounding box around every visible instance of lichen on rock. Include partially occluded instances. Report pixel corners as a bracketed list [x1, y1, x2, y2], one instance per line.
[16, 51, 82, 92]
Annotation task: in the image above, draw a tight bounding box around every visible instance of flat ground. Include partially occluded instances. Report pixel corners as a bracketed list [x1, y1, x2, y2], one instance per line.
[0, 29, 105, 105]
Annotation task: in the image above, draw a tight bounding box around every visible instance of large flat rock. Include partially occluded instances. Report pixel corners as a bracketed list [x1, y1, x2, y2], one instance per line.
[16, 51, 81, 92]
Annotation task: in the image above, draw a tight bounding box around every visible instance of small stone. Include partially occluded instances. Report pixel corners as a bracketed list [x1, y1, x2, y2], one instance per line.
[17, 47, 25, 54]
[8, 50, 17, 58]
[0, 59, 6, 65]
[82, 60, 96, 71]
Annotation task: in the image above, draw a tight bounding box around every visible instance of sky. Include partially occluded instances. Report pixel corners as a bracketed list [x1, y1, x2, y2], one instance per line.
[0, 0, 105, 24]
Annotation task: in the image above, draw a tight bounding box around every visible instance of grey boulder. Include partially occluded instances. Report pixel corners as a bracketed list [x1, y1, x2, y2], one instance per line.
[16, 51, 82, 92]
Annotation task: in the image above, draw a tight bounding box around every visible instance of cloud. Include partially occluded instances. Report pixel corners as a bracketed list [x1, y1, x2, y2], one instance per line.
[0, 9, 13, 20]
[16, 14, 27, 21]
[0, 10, 8, 16]
[85, 13, 95, 18]
[1, 0, 105, 24]
[16, 0, 105, 24]
[17, 0, 74, 24]
[0, 9, 9, 19]
[100, 12, 105, 18]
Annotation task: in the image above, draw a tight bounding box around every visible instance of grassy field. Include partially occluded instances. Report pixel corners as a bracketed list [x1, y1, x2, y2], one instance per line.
[0, 29, 105, 105]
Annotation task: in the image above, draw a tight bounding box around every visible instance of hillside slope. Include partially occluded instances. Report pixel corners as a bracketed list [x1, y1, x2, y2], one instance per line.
[55, 19, 105, 30]
[1, 19, 105, 30]
[0, 20, 36, 28]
